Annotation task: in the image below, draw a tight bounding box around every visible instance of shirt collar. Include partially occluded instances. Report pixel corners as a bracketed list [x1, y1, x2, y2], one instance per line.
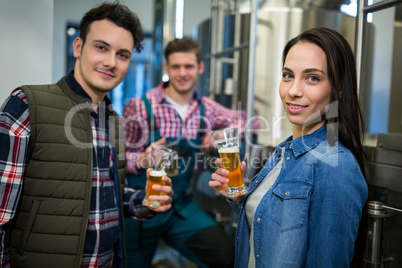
[65, 71, 113, 113]
[153, 81, 202, 103]
[279, 126, 328, 157]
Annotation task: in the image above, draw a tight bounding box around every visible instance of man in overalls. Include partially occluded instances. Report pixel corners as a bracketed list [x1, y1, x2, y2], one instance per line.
[122, 38, 255, 267]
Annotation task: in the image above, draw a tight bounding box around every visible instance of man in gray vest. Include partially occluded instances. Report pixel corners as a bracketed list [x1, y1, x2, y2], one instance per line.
[0, 2, 173, 268]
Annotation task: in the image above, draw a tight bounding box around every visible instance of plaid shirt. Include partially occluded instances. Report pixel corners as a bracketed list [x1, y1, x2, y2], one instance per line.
[0, 74, 153, 267]
[123, 82, 259, 173]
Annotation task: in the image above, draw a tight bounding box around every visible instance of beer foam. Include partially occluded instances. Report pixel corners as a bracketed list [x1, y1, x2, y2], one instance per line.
[218, 146, 239, 153]
[150, 170, 167, 177]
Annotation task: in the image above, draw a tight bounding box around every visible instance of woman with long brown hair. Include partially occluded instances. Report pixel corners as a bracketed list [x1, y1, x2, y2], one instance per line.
[210, 27, 368, 267]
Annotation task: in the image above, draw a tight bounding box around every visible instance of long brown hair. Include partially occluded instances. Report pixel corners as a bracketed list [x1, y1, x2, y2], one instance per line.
[282, 27, 367, 267]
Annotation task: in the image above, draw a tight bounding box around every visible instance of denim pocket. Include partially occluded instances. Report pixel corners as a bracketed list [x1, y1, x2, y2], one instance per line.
[271, 180, 312, 231]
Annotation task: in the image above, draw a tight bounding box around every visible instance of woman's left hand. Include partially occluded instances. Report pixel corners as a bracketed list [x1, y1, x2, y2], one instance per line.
[209, 158, 246, 203]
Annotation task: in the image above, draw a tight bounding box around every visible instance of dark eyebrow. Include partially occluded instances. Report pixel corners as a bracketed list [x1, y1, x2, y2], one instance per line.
[93, 39, 132, 55]
[303, 68, 325, 75]
[282, 67, 293, 73]
[93, 39, 110, 48]
[282, 66, 325, 75]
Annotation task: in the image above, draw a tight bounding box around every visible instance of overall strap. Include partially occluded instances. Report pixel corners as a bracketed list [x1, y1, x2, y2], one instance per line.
[141, 95, 162, 143]
[196, 101, 206, 143]
[141, 95, 152, 118]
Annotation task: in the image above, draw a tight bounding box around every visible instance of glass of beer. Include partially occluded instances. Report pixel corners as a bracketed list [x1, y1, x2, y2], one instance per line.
[142, 146, 173, 208]
[211, 127, 248, 197]
[166, 150, 179, 177]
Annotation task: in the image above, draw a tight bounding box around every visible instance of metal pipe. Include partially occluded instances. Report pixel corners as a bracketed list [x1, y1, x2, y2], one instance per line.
[215, 1, 226, 96]
[363, 0, 402, 13]
[365, 201, 386, 267]
[162, 0, 176, 48]
[231, 0, 241, 109]
[245, 0, 258, 159]
[220, 58, 236, 64]
[153, 0, 164, 86]
[209, 0, 226, 97]
[355, 0, 366, 99]
[382, 205, 402, 214]
[209, 0, 219, 98]
[209, 43, 249, 57]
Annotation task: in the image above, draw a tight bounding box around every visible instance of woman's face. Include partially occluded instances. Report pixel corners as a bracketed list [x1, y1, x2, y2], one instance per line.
[279, 41, 332, 138]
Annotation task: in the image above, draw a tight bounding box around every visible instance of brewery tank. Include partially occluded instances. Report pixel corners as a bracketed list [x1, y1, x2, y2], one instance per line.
[195, 0, 355, 146]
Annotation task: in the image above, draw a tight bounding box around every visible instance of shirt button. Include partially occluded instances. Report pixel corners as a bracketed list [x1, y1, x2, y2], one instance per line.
[257, 218, 261, 222]
[256, 254, 259, 258]
[255, 180, 259, 183]
[236, 236, 239, 240]
[285, 191, 289, 196]
[286, 156, 290, 160]
[238, 205, 242, 209]
[290, 144, 293, 149]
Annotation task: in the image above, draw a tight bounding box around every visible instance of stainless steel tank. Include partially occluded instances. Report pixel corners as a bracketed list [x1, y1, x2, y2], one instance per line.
[195, 0, 355, 146]
[364, 133, 402, 268]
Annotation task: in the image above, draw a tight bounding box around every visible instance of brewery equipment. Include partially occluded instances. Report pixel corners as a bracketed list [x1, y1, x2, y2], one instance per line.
[194, 1, 402, 267]
[363, 133, 402, 267]
[195, 0, 355, 149]
[193, 0, 357, 240]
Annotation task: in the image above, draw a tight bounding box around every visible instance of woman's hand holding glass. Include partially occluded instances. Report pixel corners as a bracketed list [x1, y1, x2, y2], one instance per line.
[209, 158, 247, 203]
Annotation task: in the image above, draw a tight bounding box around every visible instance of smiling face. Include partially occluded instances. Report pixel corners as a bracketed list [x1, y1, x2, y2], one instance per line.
[73, 19, 134, 103]
[164, 51, 204, 95]
[279, 41, 332, 138]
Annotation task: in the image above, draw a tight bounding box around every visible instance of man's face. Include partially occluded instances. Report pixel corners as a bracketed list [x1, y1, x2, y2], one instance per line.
[73, 19, 134, 99]
[164, 52, 204, 95]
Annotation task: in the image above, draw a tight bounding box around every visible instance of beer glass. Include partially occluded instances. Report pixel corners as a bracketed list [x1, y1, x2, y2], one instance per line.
[166, 150, 179, 177]
[142, 146, 173, 208]
[211, 127, 248, 197]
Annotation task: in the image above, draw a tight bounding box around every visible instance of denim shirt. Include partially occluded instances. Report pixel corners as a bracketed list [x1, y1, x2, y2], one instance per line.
[229, 126, 367, 268]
